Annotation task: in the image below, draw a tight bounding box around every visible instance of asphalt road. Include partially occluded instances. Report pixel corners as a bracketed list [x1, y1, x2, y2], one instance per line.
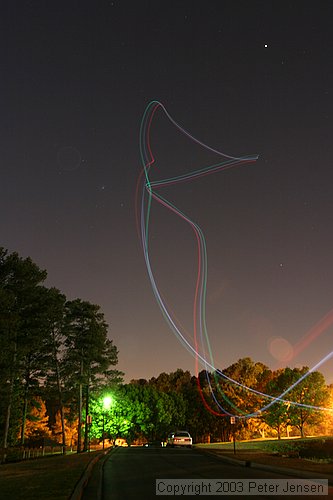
[93, 446, 329, 499]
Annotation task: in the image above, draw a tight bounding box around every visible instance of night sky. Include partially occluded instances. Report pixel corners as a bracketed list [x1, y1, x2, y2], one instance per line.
[2, 1, 333, 384]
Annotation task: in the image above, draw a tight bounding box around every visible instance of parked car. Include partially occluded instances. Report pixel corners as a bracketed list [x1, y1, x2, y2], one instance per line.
[167, 431, 192, 448]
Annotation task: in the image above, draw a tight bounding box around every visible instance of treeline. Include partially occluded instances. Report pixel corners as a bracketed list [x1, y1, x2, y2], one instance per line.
[3, 359, 332, 453]
[0, 248, 121, 462]
[1, 248, 333, 460]
[92, 360, 332, 445]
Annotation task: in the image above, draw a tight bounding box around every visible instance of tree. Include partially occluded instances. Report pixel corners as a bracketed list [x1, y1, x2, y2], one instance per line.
[313, 384, 333, 436]
[286, 368, 328, 438]
[43, 287, 67, 453]
[263, 367, 328, 438]
[87, 381, 187, 446]
[18, 285, 56, 445]
[262, 369, 291, 439]
[0, 247, 122, 460]
[63, 299, 119, 452]
[149, 369, 192, 394]
[0, 248, 47, 460]
[24, 397, 51, 441]
[194, 358, 272, 441]
[220, 358, 270, 415]
[50, 408, 78, 451]
[183, 373, 216, 443]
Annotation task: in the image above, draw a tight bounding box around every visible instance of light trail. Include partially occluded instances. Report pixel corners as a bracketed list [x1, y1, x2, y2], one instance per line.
[138, 100, 333, 418]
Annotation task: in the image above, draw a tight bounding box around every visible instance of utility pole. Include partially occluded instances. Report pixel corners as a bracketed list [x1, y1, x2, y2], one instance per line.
[230, 416, 236, 454]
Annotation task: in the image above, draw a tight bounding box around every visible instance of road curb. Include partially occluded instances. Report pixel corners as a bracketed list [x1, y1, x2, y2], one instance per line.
[69, 447, 118, 500]
[196, 448, 333, 486]
[249, 461, 333, 485]
[202, 450, 250, 467]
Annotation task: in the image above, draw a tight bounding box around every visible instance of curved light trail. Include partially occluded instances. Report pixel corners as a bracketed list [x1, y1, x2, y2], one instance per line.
[138, 100, 333, 418]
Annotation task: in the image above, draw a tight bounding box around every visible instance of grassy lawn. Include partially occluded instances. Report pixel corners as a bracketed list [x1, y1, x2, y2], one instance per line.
[0, 450, 102, 500]
[196, 437, 333, 476]
[195, 438, 279, 451]
[195, 437, 299, 452]
[196, 436, 333, 460]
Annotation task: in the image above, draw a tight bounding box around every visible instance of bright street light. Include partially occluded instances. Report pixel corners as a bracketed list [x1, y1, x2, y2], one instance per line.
[102, 395, 113, 450]
[103, 396, 113, 410]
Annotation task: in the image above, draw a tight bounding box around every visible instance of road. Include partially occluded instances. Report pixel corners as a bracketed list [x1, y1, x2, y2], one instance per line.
[86, 446, 329, 499]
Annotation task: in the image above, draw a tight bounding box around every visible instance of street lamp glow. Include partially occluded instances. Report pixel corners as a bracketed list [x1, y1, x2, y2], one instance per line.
[102, 395, 113, 450]
[103, 396, 113, 410]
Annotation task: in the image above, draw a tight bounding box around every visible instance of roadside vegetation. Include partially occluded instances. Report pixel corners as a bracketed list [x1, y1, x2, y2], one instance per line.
[0, 247, 122, 463]
[1, 247, 333, 465]
[197, 436, 333, 461]
[0, 450, 101, 500]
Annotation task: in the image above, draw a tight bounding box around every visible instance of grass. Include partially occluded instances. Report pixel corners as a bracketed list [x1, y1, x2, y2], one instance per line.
[0, 450, 102, 500]
[195, 436, 333, 475]
[195, 437, 288, 451]
[196, 436, 333, 461]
